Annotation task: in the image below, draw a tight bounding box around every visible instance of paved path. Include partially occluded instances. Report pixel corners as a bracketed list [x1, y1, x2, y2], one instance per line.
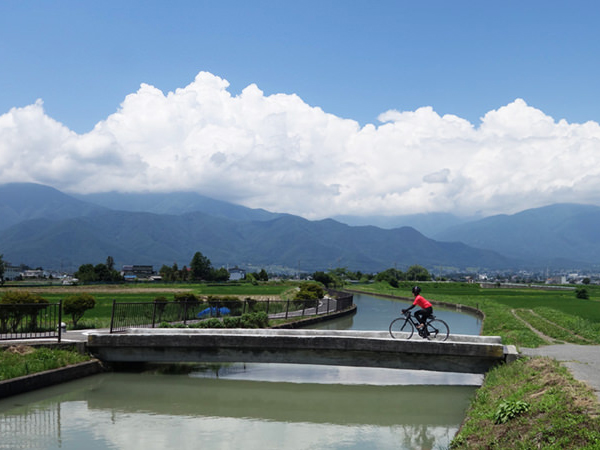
[521, 344, 600, 403]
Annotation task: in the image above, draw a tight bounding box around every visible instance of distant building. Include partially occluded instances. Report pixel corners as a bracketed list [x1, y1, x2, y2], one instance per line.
[3, 264, 22, 281]
[23, 269, 45, 279]
[121, 265, 154, 281]
[228, 267, 246, 281]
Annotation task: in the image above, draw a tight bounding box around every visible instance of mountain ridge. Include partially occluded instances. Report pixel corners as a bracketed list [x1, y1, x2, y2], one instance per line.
[0, 183, 514, 273]
[2, 183, 598, 273]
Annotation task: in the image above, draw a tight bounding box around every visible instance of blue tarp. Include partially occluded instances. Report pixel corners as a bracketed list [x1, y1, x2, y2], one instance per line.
[197, 306, 231, 317]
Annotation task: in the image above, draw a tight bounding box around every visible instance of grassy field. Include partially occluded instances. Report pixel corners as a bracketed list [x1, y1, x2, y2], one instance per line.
[9, 282, 297, 329]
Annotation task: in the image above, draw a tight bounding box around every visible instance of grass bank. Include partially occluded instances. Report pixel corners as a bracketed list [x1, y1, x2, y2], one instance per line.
[0, 345, 91, 381]
[450, 357, 600, 449]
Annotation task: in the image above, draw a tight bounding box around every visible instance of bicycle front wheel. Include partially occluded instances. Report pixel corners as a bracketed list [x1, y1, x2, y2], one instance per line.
[389, 317, 414, 339]
[426, 319, 449, 341]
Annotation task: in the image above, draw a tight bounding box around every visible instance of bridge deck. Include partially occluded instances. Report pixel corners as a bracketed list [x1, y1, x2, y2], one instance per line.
[87, 329, 516, 374]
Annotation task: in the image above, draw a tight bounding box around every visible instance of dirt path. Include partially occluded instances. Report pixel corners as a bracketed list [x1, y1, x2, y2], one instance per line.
[510, 309, 555, 344]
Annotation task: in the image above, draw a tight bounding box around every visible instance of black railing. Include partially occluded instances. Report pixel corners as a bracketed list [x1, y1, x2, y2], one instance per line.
[110, 292, 354, 333]
[0, 301, 62, 342]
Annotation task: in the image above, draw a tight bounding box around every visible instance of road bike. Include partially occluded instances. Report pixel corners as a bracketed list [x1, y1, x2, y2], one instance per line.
[389, 310, 450, 341]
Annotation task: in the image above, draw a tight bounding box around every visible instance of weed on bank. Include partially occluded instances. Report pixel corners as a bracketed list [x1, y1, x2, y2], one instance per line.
[0, 346, 91, 381]
[450, 357, 600, 449]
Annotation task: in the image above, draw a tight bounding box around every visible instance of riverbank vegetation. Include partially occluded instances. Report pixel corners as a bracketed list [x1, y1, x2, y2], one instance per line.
[450, 357, 600, 449]
[0, 345, 90, 381]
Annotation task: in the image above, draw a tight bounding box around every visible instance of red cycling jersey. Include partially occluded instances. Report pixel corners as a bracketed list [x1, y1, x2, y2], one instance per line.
[413, 294, 432, 309]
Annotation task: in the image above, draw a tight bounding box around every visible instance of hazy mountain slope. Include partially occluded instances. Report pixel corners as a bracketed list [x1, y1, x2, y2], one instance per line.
[0, 183, 107, 231]
[75, 191, 283, 221]
[0, 210, 513, 273]
[435, 203, 600, 265]
[333, 212, 480, 237]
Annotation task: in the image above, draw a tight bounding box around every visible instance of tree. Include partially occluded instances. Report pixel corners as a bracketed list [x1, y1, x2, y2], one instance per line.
[106, 256, 115, 271]
[313, 271, 334, 287]
[576, 288, 590, 300]
[159, 264, 174, 281]
[257, 269, 269, 282]
[406, 265, 431, 281]
[210, 267, 230, 282]
[375, 268, 404, 284]
[74, 262, 122, 283]
[74, 264, 97, 282]
[63, 293, 96, 327]
[293, 283, 324, 309]
[190, 252, 212, 281]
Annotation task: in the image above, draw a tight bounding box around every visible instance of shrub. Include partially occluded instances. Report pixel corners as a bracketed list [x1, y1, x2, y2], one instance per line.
[223, 316, 241, 328]
[0, 290, 48, 333]
[576, 288, 590, 299]
[240, 312, 269, 328]
[206, 295, 243, 315]
[63, 293, 96, 328]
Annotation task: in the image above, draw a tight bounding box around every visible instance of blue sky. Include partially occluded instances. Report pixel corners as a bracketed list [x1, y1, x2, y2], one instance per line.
[3, 1, 599, 132]
[1, 1, 600, 219]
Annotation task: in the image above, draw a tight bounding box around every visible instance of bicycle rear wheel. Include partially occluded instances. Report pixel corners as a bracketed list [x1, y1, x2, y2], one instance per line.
[426, 319, 449, 341]
[389, 317, 414, 339]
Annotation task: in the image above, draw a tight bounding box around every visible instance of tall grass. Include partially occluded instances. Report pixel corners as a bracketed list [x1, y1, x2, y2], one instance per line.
[0, 347, 91, 381]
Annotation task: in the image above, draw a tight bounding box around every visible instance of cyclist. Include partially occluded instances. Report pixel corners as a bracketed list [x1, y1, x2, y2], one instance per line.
[402, 286, 433, 335]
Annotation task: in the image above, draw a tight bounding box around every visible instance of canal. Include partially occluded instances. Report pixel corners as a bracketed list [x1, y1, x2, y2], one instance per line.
[0, 292, 483, 449]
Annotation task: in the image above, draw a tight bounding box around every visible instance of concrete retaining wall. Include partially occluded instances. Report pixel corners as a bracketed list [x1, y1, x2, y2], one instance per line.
[0, 360, 106, 399]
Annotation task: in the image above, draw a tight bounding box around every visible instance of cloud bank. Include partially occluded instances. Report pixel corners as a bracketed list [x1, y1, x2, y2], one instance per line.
[1, 71, 600, 219]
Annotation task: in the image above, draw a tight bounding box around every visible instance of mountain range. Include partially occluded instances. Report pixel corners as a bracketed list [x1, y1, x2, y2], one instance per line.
[1, 182, 599, 274]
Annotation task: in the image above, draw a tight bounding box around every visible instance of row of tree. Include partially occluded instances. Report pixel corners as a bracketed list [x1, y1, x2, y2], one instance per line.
[74, 256, 122, 283]
[313, 265, 432, 288]
[159, 252, 230, 282]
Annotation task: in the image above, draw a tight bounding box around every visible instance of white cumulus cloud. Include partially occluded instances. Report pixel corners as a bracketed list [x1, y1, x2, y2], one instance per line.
[1, 71, 600, 219]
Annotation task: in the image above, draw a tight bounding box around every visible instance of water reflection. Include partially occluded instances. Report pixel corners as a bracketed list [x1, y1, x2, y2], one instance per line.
[0, 370, 476, 450]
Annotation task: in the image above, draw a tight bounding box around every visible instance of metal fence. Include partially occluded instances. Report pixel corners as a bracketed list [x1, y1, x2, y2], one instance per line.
[109, 291, 354, 333]
[0, 301, 62, 342]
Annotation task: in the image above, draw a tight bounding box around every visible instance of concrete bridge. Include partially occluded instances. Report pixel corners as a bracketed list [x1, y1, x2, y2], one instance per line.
[87, 328, 518, 374]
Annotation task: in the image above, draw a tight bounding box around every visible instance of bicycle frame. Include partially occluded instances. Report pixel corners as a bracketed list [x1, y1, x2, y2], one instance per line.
[389, 310, 449, 341]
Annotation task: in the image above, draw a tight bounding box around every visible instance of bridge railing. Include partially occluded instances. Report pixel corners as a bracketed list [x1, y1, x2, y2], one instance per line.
[109, 292, 353, 333]
[0, 302, 63, 342]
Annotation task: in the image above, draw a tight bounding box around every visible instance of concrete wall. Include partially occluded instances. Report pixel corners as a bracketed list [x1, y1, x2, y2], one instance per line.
[87, 329, 510, 374]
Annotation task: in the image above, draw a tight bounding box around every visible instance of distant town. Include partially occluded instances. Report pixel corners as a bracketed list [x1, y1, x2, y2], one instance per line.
[2, 259, 598, 287]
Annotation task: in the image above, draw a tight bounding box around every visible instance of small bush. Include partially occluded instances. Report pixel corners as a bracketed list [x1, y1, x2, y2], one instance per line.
[63, 293, 96, 327]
